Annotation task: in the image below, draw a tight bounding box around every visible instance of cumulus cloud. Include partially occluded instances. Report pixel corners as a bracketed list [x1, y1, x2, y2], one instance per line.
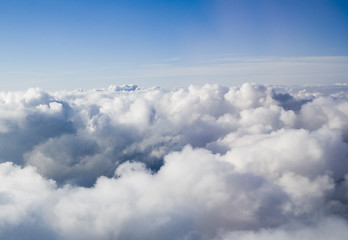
[0, 83, 347, 239]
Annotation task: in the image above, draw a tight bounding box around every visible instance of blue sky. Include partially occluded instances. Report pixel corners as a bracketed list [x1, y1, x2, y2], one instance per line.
[1, 0, 348, 90]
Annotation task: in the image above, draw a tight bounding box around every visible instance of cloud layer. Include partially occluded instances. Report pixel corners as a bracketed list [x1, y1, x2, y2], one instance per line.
[0, 83, 347, 239]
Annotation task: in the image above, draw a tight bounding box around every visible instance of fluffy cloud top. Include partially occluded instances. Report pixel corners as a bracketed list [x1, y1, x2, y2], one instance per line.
[0, 83, 347, 239]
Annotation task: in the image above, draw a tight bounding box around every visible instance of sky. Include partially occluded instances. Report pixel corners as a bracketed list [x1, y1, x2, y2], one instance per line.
[1, 0, 348, 90]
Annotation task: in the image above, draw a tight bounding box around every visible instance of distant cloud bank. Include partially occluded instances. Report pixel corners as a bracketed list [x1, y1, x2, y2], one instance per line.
[0, 83, 347, 239]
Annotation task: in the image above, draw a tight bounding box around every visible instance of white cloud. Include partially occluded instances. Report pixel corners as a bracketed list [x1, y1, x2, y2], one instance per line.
[0, 83, 347, 239]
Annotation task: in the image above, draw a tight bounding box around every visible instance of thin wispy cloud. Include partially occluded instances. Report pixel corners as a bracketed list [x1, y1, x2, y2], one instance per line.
[111, 56, 348, 87]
